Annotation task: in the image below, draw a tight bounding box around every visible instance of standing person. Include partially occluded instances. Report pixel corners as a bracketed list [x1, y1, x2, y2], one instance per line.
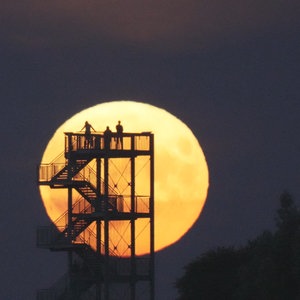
[81, 121, 96, 148]
[104, 126, 112, 150]
[116, 120, 123, 149]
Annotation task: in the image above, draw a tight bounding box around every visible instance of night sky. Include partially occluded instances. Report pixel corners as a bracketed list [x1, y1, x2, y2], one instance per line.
[1, 1, 300, 299]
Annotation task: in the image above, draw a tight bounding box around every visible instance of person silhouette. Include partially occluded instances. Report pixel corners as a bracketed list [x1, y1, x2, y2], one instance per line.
[104, 126, 112, 150]
[116, 120, 123, 149]
[81, 121, 95, 148]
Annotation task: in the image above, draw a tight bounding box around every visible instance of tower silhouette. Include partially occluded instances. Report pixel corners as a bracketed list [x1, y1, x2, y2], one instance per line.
[37, 129, 154, 300]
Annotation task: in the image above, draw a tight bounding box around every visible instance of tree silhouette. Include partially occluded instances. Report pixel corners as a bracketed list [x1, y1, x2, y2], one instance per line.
[175, 192, 300, 300]
[176, 247, 241, 300]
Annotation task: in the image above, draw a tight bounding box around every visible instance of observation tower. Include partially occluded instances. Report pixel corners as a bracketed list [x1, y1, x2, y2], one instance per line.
[37, 129, 154, 300]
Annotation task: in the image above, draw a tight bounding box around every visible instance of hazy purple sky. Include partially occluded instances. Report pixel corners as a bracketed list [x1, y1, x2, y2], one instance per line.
[1, 1, 300, 299]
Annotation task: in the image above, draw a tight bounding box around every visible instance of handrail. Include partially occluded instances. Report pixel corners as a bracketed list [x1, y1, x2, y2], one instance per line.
[49, 149, 65, 165]
[53, 197, 92, 228]
[77, 166, 118, 196]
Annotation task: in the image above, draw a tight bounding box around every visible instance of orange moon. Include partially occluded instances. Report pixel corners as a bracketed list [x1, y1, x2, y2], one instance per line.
[39, 100, 209, 255]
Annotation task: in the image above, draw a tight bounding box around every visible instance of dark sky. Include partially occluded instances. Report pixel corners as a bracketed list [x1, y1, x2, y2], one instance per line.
[1, 1, 300, 299]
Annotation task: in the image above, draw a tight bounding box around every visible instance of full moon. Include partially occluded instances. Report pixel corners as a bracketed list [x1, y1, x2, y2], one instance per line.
[40, 100, 209, 255]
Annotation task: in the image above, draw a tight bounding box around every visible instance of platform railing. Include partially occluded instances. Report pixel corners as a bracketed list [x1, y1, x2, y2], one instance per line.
[120, 195, 150, 213]
[64, 132, 152, 152]
[39, 163, 65, 182]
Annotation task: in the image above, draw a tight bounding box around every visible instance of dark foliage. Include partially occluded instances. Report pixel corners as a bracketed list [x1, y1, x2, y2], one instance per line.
[176, 192, 300, 300]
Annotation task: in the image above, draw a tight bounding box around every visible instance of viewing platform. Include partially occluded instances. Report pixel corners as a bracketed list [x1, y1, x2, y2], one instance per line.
[64, 131, 153, 159]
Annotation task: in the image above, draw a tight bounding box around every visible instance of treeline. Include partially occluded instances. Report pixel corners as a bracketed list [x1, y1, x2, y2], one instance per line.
[175, 192, 300, 300]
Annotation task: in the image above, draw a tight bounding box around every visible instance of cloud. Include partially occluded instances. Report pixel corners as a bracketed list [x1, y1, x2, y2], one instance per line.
[2, 0, 299, 51]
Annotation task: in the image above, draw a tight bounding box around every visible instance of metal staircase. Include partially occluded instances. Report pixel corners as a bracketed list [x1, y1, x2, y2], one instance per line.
[37, 143, 121, 299]
[51, 159, 92, 183]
